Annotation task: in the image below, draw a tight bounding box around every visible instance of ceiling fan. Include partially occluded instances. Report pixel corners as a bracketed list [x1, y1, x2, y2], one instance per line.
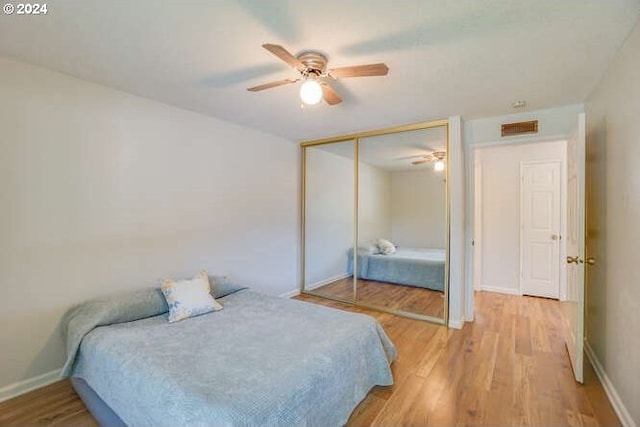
[247, 44, 389, 106]
[410, 151, 447, 171]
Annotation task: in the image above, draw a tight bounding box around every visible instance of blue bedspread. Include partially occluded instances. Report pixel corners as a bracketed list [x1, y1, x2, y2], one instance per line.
[347, 247, 445, 291]
[65, 289, 396, 427]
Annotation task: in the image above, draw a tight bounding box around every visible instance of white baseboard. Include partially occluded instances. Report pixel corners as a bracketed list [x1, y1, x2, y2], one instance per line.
[279, 289, 300, 298]
[479, 285, 521, 296]
[306, 273, 350, 291]
[585, 342, 636, 427]
[0, 369, 60, 403]
[448, 315, 464, 329]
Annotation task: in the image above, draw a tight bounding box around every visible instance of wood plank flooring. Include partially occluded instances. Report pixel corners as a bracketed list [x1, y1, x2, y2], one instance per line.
[311, 277, 445, 318]
[0, 291, 619, 427]
[0, 380, 97, 426]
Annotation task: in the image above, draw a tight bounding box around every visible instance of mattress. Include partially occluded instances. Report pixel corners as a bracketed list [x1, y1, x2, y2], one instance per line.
[347, 247, 446, 291]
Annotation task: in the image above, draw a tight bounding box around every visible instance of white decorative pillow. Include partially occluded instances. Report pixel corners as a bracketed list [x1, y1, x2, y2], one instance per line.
[161, 271, 223, 323]
[377, 238, 397, 255]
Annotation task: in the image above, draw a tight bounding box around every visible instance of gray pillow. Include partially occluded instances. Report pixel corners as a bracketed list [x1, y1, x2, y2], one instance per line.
[209, 275, 248, 299]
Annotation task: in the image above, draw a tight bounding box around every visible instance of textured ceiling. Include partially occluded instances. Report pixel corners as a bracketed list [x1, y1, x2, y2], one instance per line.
[1, 0, 638, 141]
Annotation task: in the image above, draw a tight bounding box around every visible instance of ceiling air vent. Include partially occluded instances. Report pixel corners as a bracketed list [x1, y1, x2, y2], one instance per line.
[501, 120, 538, 137]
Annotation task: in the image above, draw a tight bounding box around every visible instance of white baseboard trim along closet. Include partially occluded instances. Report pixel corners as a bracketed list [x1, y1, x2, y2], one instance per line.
[448, 316, 464, 329]
[305, 273, 351, 291]
[0, 369, 60, 403]
[279, 289, 301, 298]
[585, 342, 637, 427]
[479, 285, 521, 296]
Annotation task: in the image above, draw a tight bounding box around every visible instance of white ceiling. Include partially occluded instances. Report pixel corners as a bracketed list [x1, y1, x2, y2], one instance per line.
[1, 0, 638, 141]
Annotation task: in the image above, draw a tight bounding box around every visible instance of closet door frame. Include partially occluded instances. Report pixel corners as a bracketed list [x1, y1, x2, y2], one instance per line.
[300, 119, 450, 326]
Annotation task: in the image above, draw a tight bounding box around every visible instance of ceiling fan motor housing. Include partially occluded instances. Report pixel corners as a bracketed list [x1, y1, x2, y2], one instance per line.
[297, 52, 328, 76]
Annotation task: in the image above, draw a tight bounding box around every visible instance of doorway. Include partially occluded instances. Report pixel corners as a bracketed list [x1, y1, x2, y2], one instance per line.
[472, 140, 567, 299]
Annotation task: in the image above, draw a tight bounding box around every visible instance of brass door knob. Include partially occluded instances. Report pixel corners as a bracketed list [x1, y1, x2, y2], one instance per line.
[566, 256, 579, 264]
[585, 257, 596, 266]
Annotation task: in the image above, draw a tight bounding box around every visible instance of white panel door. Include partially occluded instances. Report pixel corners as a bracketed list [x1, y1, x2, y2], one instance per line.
[520, 161, 561, 298]
[564, 113, 586, 383]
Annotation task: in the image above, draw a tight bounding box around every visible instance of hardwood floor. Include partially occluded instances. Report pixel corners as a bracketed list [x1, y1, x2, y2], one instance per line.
[311, 277, 445, 318]
[0, 292, 619, 427]
[0, 380, 97, 426]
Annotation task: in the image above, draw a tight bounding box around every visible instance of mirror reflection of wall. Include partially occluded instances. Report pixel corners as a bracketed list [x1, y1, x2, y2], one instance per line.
[357, 162, 391, 250]
[390, 169, 446, 249]
[304, 141, 355, 302]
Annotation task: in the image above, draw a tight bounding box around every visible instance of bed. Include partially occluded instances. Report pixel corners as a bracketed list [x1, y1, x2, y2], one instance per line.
[61, 287, 396, 427]
[347, 247, 446, 291]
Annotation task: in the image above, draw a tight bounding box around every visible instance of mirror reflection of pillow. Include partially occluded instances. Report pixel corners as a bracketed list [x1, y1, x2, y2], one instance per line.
[377, 238, 396, 255]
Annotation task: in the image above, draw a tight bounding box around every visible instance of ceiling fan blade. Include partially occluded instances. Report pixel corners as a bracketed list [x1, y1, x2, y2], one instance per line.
[412, 159, 429, 165]
[262, 44, 305, 71]
[328, 63, 389, 78]
[394, 154, 430, 161]
[432, 151, 447, 160]
[247, 78, 298, 92]
[321, 83, 342, 105]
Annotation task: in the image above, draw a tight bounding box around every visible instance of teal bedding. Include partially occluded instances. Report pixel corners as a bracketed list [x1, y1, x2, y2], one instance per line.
[347, 247, 446, 291]
[63, 289, 396, 427]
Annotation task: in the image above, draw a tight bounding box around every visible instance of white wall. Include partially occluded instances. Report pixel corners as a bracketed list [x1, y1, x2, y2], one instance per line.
[585, 20, 640, 427]
[390, 169, 446, 248]
[304, 147, 354, 286]
[474, 141, 566, 294]
[358, 163, 391, 246]
[0, 57, 298, 392]
[448, 116, 465, 328]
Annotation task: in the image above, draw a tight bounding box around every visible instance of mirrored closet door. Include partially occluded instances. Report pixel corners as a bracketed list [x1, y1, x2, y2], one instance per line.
[303, 140, 356, 303]
[357, 126, 447, 320]
[301, 120, 449, 324]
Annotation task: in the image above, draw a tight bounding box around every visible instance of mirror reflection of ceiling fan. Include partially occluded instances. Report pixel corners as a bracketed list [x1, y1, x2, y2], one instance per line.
[410, 151, 447, 171]
[247, 44, 389, 106]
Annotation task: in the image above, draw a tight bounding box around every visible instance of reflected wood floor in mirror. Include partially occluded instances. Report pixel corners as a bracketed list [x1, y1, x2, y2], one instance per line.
[311, 277, 444, 318]
[0, 291, 619, 427]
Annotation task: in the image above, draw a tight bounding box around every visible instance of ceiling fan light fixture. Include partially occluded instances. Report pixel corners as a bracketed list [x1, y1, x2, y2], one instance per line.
[300, 79, 322, 105]
[250, 44, 388, 106]
[434, 160, 445, 172]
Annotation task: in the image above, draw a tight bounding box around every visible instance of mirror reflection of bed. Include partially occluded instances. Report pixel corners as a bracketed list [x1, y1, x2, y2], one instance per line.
[350, 246, 445, 317]
[303, 123, 448, 321]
